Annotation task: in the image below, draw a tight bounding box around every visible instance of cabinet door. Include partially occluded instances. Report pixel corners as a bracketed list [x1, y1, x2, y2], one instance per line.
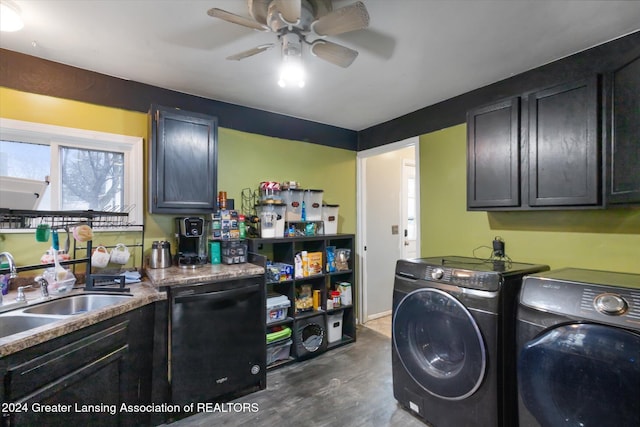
[4, 322, 128, 426]
[528, 77, 601, 207]
[467, 98, 521, 208]
[607, 55, 640, 205]
[149, 105, 218, 213]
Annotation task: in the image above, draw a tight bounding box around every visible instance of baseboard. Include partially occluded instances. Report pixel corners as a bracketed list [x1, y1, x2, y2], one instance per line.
[367, 310, 392, 322]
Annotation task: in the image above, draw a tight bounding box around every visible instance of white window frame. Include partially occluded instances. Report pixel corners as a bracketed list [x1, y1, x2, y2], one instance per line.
[0, 118, 144, 226]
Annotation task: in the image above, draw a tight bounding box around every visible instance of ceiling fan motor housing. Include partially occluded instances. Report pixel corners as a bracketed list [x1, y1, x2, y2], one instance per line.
[267, 0, 314, 33]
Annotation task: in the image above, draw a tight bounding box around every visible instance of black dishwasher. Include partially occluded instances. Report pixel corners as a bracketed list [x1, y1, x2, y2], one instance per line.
[169, 277, 266, 405]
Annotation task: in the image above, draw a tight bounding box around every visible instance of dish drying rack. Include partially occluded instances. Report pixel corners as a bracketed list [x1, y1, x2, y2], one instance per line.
[0, 208, 144, 292]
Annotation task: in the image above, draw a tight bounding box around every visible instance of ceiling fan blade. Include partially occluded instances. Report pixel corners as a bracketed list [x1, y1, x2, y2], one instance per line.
[274, 0, 302, 24]
[226, 44, 275, 61]
[312, 1, 370, 37]
[311, 0, 333, 19]
[207, 8, 268, 31]
[310, 40, 359, 68]
[248, 0, 270, 25]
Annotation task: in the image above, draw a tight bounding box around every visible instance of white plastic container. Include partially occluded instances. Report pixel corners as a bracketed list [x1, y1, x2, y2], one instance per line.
[303, 189, 323, 221]
[327, 311, 343, 344]
[322, 204, 339, 234]
[338, 282, 352, 306]
[273, 203, 286, 237]
[282, 189, 304, 221]
[256, 203, 281, 238]
[266, 294, 291, 324]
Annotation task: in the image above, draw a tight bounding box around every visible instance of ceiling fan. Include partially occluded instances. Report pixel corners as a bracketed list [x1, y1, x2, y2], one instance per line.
[207, 0, 370, 69]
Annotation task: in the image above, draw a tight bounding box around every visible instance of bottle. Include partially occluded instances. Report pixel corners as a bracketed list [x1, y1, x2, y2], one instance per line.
[238, 214, 246, 239]
[301, 200, 306, 221]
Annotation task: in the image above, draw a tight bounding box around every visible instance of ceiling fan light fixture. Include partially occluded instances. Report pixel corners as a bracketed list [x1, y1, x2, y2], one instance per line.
[0, 0, 24, 32]
[278, 32, 305, 88]
[278, 54, 305, 88]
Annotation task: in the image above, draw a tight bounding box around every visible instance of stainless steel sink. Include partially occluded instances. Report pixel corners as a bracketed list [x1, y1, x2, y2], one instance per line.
[22, 294, 133, 316]
[0, 315, 62, 339]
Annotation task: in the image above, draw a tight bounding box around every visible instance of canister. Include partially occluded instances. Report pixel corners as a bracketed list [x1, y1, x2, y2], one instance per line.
[282, 188, 304, 221]
[303, 189, 323, 221]
[259, 181, 282, 202]
[322, 204, 339, 234]
[256, 203, 284, 238]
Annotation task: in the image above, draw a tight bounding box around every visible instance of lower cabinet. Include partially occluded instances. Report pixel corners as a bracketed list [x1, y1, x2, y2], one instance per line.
[249, 234, 356, 370]
[0, 304, 155, 427]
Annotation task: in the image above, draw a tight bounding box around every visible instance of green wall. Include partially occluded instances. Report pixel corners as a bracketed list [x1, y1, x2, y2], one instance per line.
[420, 124, 640, 273]
[0, 87, 356, 267]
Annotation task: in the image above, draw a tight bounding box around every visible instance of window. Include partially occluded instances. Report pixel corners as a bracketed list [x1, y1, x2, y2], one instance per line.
[0, 118, 143, 225]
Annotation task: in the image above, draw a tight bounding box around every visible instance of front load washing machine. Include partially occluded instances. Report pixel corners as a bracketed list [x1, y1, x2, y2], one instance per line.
[517, 268, 640, 427]
[392, 256, 548, 427]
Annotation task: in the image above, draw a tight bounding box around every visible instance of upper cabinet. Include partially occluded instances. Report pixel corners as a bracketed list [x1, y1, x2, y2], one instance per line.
[467, 98, 521, 208]
[149, 105, 218, 214]
[467, 76, 608, 211]
[528, 77, 601, 207]
[605, 55, 640, 205]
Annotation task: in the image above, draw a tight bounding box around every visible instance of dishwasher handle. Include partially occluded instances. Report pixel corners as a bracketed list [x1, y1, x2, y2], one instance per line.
[174, 283, 261, 304]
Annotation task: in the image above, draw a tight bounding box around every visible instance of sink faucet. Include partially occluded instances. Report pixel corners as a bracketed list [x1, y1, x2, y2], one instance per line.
[0, 252, 18, 305]
[35, 276, 49, 298]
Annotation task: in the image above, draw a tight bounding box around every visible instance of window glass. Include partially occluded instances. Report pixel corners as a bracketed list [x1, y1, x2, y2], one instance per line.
[60, 146, 124, 211]
[0, 118, 143, 225]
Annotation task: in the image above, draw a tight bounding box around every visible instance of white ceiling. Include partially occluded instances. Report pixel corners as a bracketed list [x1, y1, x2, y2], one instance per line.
[2, 0, 640, 131]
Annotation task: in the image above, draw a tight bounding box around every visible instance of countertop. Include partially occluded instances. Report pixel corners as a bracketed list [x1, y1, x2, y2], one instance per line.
[145, 263, 265, 288]
[0, 262, 265, 357]
[0, 281, 164, 357]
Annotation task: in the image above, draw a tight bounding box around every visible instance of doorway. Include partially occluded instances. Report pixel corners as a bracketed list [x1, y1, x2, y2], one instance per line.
[357, 137, 420, 324]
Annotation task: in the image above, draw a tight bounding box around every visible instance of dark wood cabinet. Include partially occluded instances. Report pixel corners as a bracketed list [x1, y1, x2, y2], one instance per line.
[467, 76, 603, 210]
[528, 77, 601, 207]
[149, 105, 218, 214]
[1, 305, 155, 427]
[606, 55, 640, 205]
[467, 98, 521, 208]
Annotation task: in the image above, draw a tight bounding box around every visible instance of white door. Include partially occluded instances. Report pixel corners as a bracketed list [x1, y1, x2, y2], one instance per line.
[401, 160, 417, 259]
[357, 138, 420, 323]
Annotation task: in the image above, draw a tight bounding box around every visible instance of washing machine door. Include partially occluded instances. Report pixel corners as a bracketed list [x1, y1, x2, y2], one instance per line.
[518, 323, 640, 427]
[392, 287, 486, 400]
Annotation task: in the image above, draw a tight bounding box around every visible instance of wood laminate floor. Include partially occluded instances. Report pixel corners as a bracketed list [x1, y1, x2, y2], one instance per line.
[166, 325, 425, 427]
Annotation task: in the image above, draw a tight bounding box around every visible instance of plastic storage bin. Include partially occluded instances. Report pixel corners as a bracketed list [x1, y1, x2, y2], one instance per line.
[303, 189, 323, 221]
[267, 294, 291, 324]
[282, 189, 304, 221]
[266, 339, 292, 366]
[322, 204, 339, 234]
[256, 203, 285, 238]
[266, 326, 292, 343]
[327, 311, 344, 344]
[221, 240, 247, 264]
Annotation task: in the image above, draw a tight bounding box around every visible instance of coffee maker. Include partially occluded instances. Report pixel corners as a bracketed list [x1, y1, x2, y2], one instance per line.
[175, 217, 207, 267]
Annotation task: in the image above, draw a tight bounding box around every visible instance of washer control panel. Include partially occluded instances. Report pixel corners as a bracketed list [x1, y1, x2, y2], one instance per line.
[521, 278, 640, 328]
[424, 266, 501, 291]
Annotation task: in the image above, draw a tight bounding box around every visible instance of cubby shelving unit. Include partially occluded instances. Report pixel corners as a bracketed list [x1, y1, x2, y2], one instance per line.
[248, 234, 355, 369]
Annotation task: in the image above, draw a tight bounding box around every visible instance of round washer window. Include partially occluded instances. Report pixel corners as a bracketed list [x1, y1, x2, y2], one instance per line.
[393, 288, 486, 400]
[519, 323, 640, 426]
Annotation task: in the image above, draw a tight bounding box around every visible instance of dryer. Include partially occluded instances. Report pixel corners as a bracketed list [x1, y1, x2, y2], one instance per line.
[517, 268, 640, 427]
[392, 256, 548, 427]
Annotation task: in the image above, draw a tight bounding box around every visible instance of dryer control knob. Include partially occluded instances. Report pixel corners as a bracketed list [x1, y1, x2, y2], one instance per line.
[431, 268, 444, 280]
[594, 293, 628, 315]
